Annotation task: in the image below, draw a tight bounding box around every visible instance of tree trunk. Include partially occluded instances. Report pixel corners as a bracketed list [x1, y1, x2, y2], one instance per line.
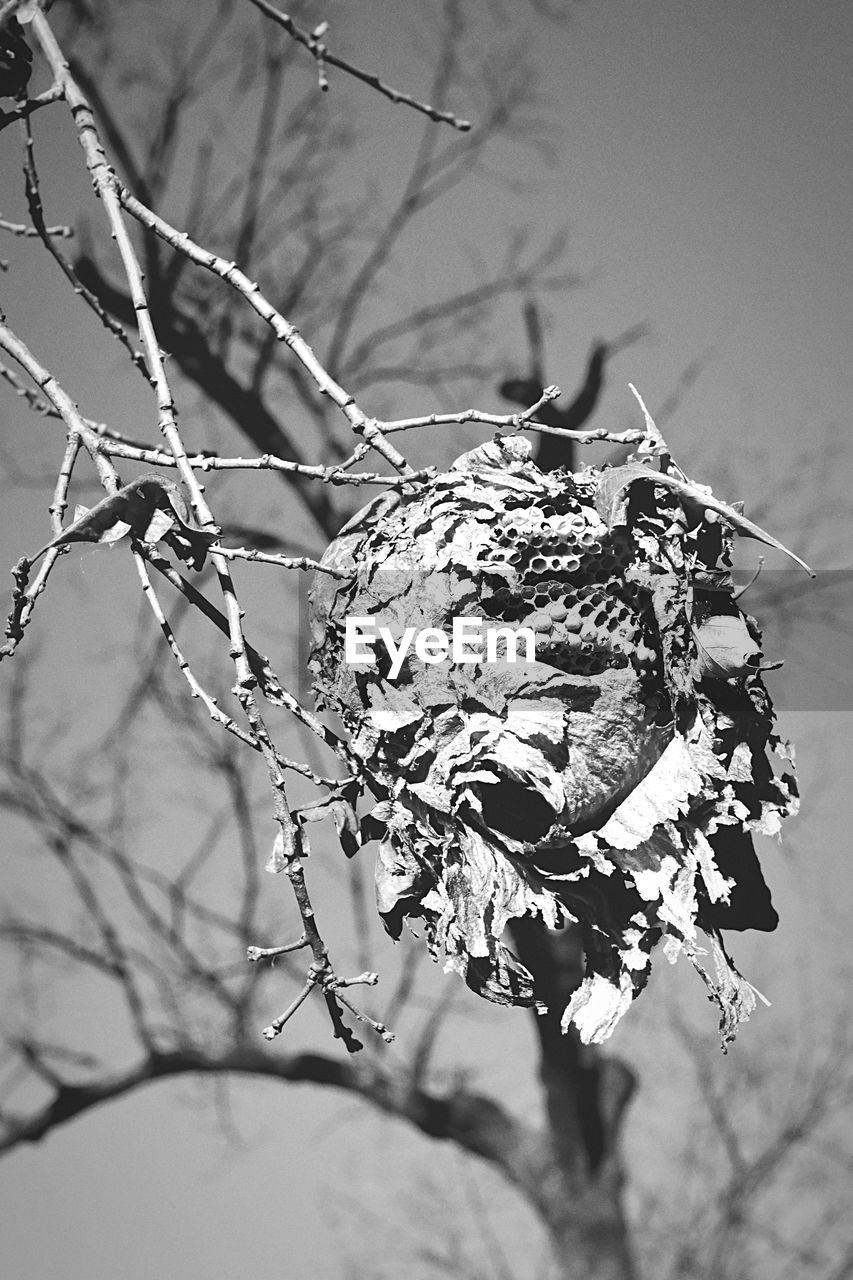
[508, 917, 639, 1280]
[537, 1170, 638, 1280]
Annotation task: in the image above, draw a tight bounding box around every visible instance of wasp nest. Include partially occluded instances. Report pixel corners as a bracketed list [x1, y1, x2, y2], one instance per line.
[309, 436, 801, 1044]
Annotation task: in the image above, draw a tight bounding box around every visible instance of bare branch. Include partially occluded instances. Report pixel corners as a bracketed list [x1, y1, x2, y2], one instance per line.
[246, 0, 471, 132]
[22, 117, 148, 379]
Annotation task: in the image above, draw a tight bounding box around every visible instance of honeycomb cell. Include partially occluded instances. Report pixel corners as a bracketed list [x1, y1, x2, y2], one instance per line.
[455, 493, 659, 686]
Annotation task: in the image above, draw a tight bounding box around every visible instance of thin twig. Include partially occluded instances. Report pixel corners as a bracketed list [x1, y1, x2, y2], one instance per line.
[47, 423, 80, 533]
[210, 545, 350, 576]
[262, 979, 314, 1039]
[0, 317, 119, 657]
[0, 360, 53, 414]
[0, 85, 63, 134]
[22, 118, 149, 380]
[0, 318, 117, 489]
[140, 546, 355, 774]
[0, 215, 72, 238]
[331, 985, 394, 1044]
[247, 937, 309, 962]
[130, 548, 261, 752]
[112, 181, 411, 474]
[92, 435, 435, 488]
[379, 385, 647, 445]
[246, 0, 471, 132]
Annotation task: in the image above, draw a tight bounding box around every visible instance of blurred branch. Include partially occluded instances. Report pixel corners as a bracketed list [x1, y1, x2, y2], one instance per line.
[499, 300, 650, 471]
[0, 213, 72, 237]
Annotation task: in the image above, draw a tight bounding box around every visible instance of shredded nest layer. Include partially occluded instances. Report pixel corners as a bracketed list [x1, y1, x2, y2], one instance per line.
[309, 437, 800, 1044]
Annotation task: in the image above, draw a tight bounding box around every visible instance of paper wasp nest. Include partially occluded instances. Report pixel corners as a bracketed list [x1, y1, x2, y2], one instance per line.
[309, 437, 800, 1044]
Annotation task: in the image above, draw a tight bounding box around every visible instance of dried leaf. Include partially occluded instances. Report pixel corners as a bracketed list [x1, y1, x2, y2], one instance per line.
[595, 735, 704, 851]
[689, 935, 768, 1048]
[694, 613, 762, 679]
[295, 779, 363, 858]
[35, 474, 218, 570]
[561, 973, 635, 1044]
[596, 462, 813, 574]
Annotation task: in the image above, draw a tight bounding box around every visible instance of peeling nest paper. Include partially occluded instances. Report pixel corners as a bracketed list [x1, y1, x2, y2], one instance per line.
[309, 436, 800, 1046]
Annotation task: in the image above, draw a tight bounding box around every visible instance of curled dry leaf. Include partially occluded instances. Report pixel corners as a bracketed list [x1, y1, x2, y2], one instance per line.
[295, 782, 363, 858]
[693, 613, 763, 679]
[33, 473, 218, 570]
[596, 461, 814, 575]
[309, 436, 803, 1046]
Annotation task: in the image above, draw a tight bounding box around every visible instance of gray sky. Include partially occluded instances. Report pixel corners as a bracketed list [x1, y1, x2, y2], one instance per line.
[1, 1, 851, 1276]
